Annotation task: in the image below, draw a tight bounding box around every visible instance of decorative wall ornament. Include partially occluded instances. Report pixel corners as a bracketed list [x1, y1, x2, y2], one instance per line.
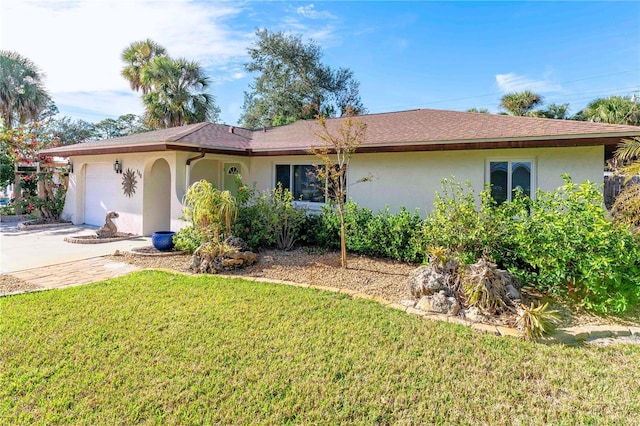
[122, 168, 137, 197]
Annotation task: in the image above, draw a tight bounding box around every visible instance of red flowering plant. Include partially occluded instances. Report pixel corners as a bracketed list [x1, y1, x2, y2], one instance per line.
[1, 120, 67, 220]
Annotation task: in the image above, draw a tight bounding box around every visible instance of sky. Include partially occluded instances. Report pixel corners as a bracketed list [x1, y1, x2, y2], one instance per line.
[1, 0, 639, 126]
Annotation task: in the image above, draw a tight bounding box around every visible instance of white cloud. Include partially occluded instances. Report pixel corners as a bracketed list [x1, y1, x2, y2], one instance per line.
[495, 73, 563, 94]
[0, 0, 252, 118]
[296, 4, 336, 20]
[54, 90, 144, 121]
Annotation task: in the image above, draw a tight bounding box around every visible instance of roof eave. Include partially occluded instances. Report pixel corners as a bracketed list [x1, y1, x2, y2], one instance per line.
[248, 133, 639, 156]
[41, 142, 250, 157]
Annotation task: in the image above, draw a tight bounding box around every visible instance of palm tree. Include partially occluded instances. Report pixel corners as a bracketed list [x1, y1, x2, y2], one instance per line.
[141, 57, 218, 128]
[121, 39, 167, 95]
[576, 96, 640, 126]
[0, 51, 50, 128]
[466, 107, 490, 114]
[537, 103, 570, 119]
[500, 90, 543, 116]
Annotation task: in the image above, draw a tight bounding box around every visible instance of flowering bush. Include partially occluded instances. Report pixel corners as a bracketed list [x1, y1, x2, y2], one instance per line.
[2, 120, 67, 220]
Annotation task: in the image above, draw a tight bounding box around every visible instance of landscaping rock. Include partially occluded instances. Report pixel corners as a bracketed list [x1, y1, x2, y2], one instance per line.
[399, 299, 416, 308]
[416, 296, 432, 311]
[461, 307, 489, 323]
[430, 290, 460, 315]
[225, 235, 250, 252]
[190, 239, 257, 274]
[407, 265, 448, 298]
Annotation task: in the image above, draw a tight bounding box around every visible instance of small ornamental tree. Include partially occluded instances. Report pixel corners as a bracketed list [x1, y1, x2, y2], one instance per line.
[312, 109, 367, 268]
[182, 180, 236, 242]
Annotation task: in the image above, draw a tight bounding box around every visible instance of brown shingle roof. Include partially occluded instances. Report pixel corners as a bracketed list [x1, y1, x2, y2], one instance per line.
[41, 109, 640, 157]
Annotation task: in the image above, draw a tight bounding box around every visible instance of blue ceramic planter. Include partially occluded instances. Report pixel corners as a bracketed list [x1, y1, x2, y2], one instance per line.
[152, 231, 176, 251]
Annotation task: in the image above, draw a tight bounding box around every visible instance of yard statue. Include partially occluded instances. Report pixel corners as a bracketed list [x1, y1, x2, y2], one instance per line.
[96, 211, 119, 238]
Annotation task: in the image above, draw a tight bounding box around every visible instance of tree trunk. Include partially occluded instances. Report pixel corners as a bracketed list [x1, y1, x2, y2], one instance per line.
[13, 171, 22, 203]
[339, 207, 347, 269]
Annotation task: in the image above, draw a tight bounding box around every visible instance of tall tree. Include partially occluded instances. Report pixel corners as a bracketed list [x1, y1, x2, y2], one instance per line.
[121, 40, 219, 129]
[240, 29, 365, 129]
[466, 107, 490, 114]
[121, 39, 168, 95]
[0, 51, 50, 129]
[93, 114, 149, 139]
[499, 90, 543, 117]
[537, 103, 570, 120]
[140, 57, 220, 128]
[574, 96, 640, 126]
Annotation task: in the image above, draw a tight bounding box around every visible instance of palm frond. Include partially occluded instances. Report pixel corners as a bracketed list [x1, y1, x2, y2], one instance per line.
[615, 137, 640, 162]
[612, 183, 640, 228]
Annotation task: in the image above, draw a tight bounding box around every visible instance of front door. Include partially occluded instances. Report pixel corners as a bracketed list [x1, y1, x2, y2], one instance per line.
[223, 163, 241, 196]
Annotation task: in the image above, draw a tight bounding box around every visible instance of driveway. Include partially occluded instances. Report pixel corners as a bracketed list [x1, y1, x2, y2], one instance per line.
[0, 222, 152, 273]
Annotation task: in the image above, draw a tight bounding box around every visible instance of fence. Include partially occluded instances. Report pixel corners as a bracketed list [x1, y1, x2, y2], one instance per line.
[604, 174, 640, 209]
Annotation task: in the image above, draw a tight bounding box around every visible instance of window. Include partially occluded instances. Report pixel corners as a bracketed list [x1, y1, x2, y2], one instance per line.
[487, 160, 534, 203]
[275, 164, 343, 203]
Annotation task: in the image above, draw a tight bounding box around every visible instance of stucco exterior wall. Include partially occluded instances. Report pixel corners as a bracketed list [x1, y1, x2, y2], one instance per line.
[63, 151, 184, 236]
[244, 145, 604, 215]
[63, 145, 603, 236]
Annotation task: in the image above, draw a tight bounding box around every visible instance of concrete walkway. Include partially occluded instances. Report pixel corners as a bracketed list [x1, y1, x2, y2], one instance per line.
[0, 222, 151, 273]
[0, 222, 152, 293]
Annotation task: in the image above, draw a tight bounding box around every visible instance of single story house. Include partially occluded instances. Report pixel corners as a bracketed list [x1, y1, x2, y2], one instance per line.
[41, 109, 640, 236]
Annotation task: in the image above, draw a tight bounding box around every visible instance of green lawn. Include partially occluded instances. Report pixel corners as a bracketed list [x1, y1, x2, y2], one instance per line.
[2, 271, 640, 424]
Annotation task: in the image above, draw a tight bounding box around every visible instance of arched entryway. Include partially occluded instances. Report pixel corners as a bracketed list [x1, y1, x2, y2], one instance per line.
[143, 158, 171, 236]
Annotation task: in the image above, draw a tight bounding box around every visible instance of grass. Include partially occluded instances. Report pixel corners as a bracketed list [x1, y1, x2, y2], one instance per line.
[2, 270, 640, 424]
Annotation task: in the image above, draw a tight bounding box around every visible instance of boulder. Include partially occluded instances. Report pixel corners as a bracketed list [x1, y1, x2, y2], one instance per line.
[407, 265, 448, 298]
[461, 306, 489, 323]
[416, 296, 432, 311]
[225, 235, 250, 252]
[190, 239, 257, 274]
[430, 290, 460, 316]
[399, 299, 417, 308]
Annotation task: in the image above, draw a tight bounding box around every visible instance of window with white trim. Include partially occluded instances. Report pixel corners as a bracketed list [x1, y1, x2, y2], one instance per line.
[487, 160, 534, 203]
[275, 164, 345, 203]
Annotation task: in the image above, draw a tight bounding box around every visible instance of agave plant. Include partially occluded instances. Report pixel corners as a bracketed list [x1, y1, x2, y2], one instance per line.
[516, 302, 560, 341]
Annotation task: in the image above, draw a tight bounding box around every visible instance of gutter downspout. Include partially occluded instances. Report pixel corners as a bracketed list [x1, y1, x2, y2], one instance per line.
[185, 151, 205, 191]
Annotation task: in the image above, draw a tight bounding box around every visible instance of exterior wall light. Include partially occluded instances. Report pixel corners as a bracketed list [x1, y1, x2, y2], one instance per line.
[114, 160, 123, 174]
[67, 159, 74, 174]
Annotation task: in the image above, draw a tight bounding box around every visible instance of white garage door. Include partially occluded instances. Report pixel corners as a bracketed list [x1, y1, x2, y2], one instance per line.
[84, 163, 119, 226]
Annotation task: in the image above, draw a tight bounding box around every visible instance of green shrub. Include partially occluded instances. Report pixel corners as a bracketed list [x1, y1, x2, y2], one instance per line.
[310, 201, 424, 263]
[173, 226, 202, 254]
[233, 182, 307, 251]
[304, 205, 341, 249]
[421, 178, 510, 265]
[423, 176, 640, 314]
[502, 176, 640, 313]
[268, 184, 307, 250]
[233, 183, 272, 250]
